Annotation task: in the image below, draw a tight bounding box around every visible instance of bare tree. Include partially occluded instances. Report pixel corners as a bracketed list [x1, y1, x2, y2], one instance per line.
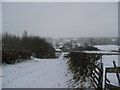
[22, 30, 28, 38]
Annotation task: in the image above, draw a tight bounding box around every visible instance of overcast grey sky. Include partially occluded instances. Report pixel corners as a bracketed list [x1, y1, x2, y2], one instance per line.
[0, 2, 2, 34]
[2, 2, 118, 38]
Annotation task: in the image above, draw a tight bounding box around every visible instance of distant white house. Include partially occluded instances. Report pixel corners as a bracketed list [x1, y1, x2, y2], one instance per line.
[55, 48, 62, 58]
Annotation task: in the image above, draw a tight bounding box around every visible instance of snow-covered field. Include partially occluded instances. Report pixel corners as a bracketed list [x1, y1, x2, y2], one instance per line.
[95, 45, 119, 51]
[102, 55, 119, 87]
[1, 45, 120, 88]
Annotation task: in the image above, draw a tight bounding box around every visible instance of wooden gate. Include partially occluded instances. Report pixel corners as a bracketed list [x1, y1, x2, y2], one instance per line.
[104, 61, 120, 90]
[89, 63, 103, 89]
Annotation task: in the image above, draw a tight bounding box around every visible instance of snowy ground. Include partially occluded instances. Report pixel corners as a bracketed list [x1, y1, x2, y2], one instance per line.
[95, 45, 119, 51]
[2, 53, 92, 88]
[2, 55, 72, 88]
[102, 55, 119, 87]
[1, 45, 120, 88]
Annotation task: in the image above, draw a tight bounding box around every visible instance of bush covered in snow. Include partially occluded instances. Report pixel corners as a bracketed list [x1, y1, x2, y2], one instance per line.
[2, 50, 32, 64]
[73, 41, 99, 51]
[2, 32, 55, 60]
[61, 40, 99, 52]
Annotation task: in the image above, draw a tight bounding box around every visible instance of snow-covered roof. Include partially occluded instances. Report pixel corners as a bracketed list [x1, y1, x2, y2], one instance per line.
[55, 48, 61, 52]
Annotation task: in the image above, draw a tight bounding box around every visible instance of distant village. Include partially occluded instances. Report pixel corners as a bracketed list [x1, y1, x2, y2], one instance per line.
[44, 37, 118, 57]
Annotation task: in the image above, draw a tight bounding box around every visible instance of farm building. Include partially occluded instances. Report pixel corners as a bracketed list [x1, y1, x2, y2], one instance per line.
[55, 48, 62, 58]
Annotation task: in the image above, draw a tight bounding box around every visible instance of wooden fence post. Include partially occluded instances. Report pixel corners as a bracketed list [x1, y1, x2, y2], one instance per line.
[113, 61, 120, 86]
[104, 68, 107, 90]
[101, 63, 103, 89]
